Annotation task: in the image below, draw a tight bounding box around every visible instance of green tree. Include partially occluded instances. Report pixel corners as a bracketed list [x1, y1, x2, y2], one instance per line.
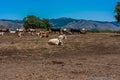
[23, 15, 41, 29]
[115, 2, 120, 22]
[41, 18, 52, 30]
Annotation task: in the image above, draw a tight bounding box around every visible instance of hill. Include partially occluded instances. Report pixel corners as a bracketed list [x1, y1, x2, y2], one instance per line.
[50, 17, 79, 28]
[0, 20, 23, 30]
[0, 18, 120, 30]
[50, 18, 120, 30]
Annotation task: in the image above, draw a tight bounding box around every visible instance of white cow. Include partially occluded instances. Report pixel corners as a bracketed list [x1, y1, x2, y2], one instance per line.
[48, 38, 63, 45]
[9, 30, 16, 33]
[82, 28, 85, 30]
[58, 34, 67, 40]
[16, 28, 24, 32]
[0, 32, 4, 36]
[48, 34, 67, 46]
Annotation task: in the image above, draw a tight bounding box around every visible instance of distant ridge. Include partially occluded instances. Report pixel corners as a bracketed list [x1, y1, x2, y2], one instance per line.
[0, 19, 23, 24]
[0, 20, 23, 30]
[50, 17, 79, 28]
[0, 17, 120, 30]
[50, 17, 120, 30]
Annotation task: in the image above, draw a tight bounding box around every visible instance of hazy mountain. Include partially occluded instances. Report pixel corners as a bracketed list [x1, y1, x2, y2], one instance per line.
[0, 18, 120, 31]
[50, 18, 120, 31]
[0, 20, 23, 30]
[50, 17, 79, 28]
[0, 19, 23, 24]
[64, 20, 120, 30]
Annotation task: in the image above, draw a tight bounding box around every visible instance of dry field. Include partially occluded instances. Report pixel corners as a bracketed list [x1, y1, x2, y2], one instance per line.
[0, 33, 120, 80]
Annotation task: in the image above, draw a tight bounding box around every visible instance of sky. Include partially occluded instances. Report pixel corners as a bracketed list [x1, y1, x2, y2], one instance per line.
[0, 0, 119, 21]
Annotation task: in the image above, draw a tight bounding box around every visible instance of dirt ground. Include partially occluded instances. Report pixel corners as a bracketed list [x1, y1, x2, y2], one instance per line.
[0, 33, 120, 80]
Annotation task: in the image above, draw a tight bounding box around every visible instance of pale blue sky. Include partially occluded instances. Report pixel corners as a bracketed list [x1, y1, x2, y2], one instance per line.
[0, 0, 119, 21]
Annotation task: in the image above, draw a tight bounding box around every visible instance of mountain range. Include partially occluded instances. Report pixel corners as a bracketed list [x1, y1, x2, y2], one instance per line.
[0, 17, 120, 31]
[50, 17, 120, 31]
[0, 19, 23, 30]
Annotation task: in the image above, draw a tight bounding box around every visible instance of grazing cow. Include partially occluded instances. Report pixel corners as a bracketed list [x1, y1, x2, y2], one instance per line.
[40, 31, 50, 38]
[0, 28, 9, 32]
[51, 28, 61, 33]
[16, 28, 24, 32]
[26, 28, 36, 32]
[0, 28, 9, 36]
[61, 28, 67, 34]
[70, 28, 81, 34]
[80, 28, 87, 34]
[9, 30, 16, 34]
[36, 32, 40, 37]
[0, 32, 4, 36]
[26, 28, 36, 35]
[61, 28, 72, 35]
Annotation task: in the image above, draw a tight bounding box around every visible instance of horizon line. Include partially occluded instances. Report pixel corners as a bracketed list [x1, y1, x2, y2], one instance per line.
[0, 17, 117, 22]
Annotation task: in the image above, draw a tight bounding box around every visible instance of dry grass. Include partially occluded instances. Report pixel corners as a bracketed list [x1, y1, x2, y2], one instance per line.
[0, 32, 120, 80]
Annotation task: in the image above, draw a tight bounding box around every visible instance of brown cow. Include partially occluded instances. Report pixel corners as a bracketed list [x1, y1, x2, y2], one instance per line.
[0, 28, 9, 32]
[80, 28, 87, 34]
[40, 31, 50, 38]
[26, 28, 36, 36]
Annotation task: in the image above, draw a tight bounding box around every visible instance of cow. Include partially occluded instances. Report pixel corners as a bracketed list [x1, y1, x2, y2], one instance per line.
[26, 28, 36, 32]
[48, 38, 63, 45]
[0, 28, 9, 32]
[80, 28, 87, 34]
[61, 28, 72, 35]
[18, 32, 24, 37]
[26, 28, 36, 36]
[9, 30, 16, 34]
[70, 28, 81, 34]
[51, 28, 61, 34]
[16, 28, 24, 32]
[0, 32, 4, 36]
[36, 32, 40, 37]
[48, 34, 67, 46]
[58, 34, 67, 40]
[40, 31, 50, 38]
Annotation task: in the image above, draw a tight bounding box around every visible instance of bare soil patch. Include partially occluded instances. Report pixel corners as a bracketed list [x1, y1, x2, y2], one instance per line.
[0, 33, 120, 80]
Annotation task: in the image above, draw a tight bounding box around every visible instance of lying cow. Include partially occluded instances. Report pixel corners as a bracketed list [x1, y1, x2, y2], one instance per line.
[48, 34, 66, 46]
[48, 38, 63, 45]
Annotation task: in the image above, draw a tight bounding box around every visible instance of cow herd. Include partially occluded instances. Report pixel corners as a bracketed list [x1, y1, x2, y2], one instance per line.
[0, 28, 87, 45]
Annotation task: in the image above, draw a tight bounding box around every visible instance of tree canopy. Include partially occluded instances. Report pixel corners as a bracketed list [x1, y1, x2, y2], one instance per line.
[23, 15, 52, 30]
[41, 18, 52, 30]
[115, 2, 120, 22]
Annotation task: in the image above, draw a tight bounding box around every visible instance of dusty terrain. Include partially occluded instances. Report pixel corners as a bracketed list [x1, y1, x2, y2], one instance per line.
[0, 33, 120, 80]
